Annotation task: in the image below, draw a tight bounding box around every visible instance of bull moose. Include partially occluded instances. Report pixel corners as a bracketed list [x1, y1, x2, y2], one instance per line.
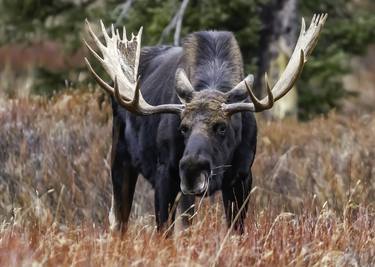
[84, 14, 327, 233]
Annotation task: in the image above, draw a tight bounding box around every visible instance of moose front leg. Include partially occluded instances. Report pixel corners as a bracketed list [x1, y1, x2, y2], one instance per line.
[109, 161, 138, 232]
[154, 166, 180, 234]
[109, 117, 138, 232]
[222, 173, 252, 234]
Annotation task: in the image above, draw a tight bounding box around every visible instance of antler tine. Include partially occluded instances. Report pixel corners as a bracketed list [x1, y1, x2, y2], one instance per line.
[84, 57, 115, 95]
[85, 19, 105, 51]
[100, 20, 110, 43]
[83, 39, 104, 63]
[111, 24, 116, 38]
[122, 26, 127, 42]
[244, 75, 274, 111]
[300, 17, 306, 40]
[224, 13, 326, 114]
[263, 73, 274, 107]
[315, 14, 321, 24]
[134, 26, 143, 81]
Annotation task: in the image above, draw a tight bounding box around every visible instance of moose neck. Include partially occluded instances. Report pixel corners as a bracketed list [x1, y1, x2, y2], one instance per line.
[181, 31, 244, 92]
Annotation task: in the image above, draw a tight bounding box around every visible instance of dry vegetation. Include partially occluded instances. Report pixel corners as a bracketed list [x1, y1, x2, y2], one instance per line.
[0, 90, 374, 266]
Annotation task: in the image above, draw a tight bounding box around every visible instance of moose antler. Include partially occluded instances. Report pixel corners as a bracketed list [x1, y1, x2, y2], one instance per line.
[84, 20, 184, 115]
[224, 13, 327, 114]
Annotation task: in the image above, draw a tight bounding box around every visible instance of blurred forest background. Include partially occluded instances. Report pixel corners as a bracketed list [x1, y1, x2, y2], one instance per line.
[1, 2, 375, 265]
[0, 0, 374, 119]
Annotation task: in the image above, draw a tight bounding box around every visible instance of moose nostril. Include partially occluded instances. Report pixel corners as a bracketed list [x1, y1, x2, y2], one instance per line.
[180, 156, 210, 172]
[198, 158, 210, 171]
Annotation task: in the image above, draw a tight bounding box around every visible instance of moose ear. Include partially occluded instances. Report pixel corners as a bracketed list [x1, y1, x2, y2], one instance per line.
[225, 75, 254, 103]
[175, 68, 194, 104]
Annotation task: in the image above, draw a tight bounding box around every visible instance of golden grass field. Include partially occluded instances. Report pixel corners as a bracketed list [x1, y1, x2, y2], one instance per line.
[0, 90, 374, 266]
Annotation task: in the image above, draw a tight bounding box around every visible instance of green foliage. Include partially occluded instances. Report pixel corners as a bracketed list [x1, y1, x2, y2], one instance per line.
[32, 66, 87, 96]
[0, 0, 374, 118]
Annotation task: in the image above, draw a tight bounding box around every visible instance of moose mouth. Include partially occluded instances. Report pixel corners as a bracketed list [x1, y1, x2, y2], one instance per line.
[180, 171, 209, 195]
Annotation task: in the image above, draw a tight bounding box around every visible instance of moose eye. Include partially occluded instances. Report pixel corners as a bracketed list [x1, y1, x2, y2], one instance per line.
[213, 122, 227, 136]
[179, 124, 189, 135]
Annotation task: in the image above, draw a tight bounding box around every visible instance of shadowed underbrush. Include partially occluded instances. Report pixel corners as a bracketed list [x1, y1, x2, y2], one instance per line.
[0, 91, 374, 266]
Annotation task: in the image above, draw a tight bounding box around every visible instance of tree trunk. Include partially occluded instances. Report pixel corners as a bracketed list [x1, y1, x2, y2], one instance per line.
[256, 0, 299, 119]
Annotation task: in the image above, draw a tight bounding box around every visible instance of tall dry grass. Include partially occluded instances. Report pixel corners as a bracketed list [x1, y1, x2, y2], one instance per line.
[0, 90, 374, 266]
